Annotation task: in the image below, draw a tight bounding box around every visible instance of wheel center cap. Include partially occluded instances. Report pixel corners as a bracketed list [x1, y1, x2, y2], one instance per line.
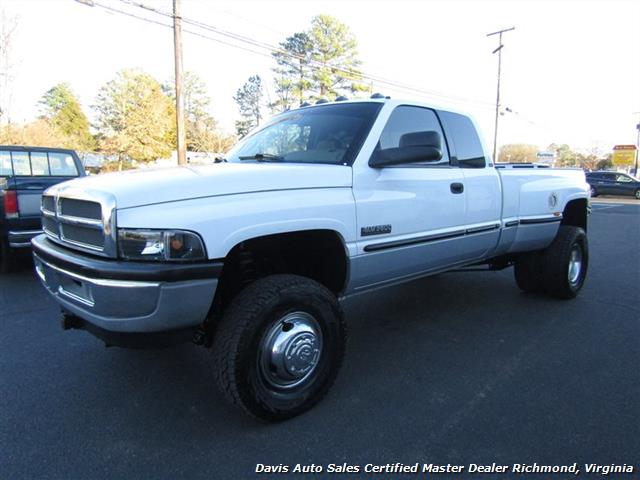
[284, 332, 320, 376]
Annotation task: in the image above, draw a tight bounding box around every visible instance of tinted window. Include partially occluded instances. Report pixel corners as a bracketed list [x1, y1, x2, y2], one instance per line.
[376, 105, 449, 166]
[31, 152, 50, 176]
[11, 151, 31, 175]
[227, 102, 382, 165]
[0, 151, 12, 176]
[438, 111, 487, 167]
[49, 152, 78, 176]
[615, 174, 632, 182]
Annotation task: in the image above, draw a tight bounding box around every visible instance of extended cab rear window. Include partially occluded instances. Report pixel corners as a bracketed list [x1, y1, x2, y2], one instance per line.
[0, 150, 79, 176]
[438, 111, 487, 167]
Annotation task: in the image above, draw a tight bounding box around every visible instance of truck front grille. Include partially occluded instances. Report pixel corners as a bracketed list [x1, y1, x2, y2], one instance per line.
[60, 198, 102, 220]
[60, 223, 105, 250]
[41, 190, 116, 257]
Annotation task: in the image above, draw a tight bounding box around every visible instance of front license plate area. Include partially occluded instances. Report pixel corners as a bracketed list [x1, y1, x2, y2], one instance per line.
[58, 275, 94, 307]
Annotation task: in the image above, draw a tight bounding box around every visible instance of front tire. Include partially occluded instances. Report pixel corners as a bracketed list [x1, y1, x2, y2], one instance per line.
[634, 189, 640, 200]
[590, 186, 598, 198]
[212, 274, 346, 421]
[540, 226, 589, 299]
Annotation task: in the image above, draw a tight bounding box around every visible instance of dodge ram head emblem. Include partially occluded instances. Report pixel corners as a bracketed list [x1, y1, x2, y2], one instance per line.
[548, 192, 558, 209]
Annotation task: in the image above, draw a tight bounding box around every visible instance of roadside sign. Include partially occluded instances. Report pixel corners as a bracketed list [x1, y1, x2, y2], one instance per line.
[536, 151, 555, 165]
[612, 145, 637, 166]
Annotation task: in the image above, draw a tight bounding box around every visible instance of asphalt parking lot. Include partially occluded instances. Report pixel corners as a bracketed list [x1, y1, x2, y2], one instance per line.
[2, 202, 639, 479]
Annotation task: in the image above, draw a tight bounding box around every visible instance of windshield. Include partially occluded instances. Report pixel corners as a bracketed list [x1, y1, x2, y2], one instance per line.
[226, 102, 382, 166]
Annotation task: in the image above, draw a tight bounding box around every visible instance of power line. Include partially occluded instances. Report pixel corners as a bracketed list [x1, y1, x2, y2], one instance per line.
[105, 0, 495, 107]
[88, 1, 283, 61]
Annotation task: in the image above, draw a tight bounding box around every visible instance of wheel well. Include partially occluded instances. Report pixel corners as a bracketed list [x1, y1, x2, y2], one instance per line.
[214, 230, 348, 309]
[561, 199, 588, 232]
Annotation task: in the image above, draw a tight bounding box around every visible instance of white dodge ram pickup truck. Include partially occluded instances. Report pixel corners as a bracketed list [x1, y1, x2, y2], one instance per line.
[32, 97, 590, 421]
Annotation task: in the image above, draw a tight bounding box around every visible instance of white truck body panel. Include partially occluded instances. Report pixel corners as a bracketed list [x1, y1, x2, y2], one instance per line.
[71, 162, 352, 209]
[117, 187, 359, 260]
[35, 98, 590, 330]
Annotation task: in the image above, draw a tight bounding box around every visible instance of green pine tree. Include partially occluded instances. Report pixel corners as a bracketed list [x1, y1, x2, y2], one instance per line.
[234, 75, 263, 138]
[39, 83, 95, 151]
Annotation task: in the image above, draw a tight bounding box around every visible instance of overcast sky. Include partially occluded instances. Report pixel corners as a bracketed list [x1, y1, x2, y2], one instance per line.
[3, 0, 639, 153]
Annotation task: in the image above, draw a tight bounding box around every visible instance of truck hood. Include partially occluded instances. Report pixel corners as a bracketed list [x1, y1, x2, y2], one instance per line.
[50, 163, 353, 209]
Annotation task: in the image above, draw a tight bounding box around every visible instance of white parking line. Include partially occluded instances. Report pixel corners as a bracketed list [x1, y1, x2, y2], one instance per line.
[591, 205, 619, 211]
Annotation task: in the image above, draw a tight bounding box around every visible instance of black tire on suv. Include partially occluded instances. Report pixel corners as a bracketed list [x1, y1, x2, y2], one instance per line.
[211, 274, 346, 421]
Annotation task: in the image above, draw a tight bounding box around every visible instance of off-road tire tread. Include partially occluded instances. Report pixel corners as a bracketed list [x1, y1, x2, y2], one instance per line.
[541, 226, 588, 299]
[211, 274, 345, 421]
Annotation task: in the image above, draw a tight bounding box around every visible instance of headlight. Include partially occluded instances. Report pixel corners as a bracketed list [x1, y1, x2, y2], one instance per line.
[118, 229, 206, 262]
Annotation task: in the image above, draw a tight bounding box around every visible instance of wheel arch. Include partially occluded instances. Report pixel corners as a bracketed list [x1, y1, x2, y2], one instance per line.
[561, 198, 588, 232]
[214, 229, 350, 309]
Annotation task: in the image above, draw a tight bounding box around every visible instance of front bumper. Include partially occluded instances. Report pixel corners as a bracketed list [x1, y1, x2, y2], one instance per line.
[32, 235, 221, 333]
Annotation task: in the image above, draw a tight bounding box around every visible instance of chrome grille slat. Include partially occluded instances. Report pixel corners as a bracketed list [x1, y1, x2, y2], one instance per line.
[57, 214, 103, 229]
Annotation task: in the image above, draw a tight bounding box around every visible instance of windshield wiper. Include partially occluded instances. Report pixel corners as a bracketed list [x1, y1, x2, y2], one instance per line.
[238, 153, 283, 162]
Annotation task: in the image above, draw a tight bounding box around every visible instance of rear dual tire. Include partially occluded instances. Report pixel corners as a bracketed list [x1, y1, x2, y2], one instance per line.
[514, 226, 588, 299]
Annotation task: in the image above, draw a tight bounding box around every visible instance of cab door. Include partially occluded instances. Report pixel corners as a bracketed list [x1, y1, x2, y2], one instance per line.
[350, 105, 468, 291]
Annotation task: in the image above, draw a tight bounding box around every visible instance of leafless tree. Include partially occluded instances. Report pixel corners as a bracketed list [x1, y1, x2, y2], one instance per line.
[0, 8, 18, 125]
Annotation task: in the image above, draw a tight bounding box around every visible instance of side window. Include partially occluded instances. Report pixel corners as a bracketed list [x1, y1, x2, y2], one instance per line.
[616, 174, 632, 183]
[376, 106, 449, 166]
[11, 151, 31, 175]
[31, 152, 50, 176]
[0, 151, 12, 176]
[438, 111, 487, 167]
[49, 152, 78, 176]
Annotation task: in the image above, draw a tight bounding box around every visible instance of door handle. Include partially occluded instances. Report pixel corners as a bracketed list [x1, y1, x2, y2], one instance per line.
[450, 182, 464, 194]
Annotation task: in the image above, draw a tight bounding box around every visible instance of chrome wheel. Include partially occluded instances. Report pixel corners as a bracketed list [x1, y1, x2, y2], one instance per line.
[635, 189, 640, 200]
[568, 245, 583, 286]
[258, 311, 323, 390]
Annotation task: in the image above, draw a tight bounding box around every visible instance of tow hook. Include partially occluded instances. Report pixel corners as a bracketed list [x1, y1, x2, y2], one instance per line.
[192, 327, 207, 346]
[192, 321, 213, 347]
[60, 311, 83, 330]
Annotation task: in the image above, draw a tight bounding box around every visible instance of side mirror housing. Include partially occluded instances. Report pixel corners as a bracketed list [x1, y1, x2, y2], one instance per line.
[369, 130, 443, 167]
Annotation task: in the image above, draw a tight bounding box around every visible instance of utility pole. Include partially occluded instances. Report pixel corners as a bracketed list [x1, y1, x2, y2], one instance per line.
[635, 122, 640, 176]
[487, 26, 515, 163]
[173, 0, 186, 166]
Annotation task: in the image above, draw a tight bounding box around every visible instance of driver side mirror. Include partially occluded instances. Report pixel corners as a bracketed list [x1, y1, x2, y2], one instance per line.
[369, 130, 442, 168]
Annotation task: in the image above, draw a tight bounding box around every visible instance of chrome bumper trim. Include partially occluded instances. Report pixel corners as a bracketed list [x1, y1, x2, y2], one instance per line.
[34, 254, 160, 289]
